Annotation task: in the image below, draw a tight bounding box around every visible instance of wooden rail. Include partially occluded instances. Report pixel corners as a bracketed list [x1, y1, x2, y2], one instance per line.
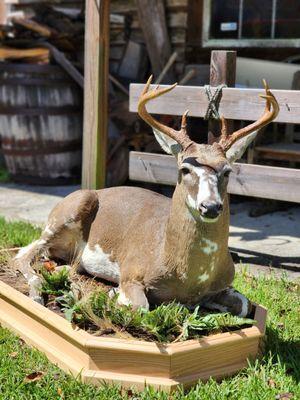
[130, 152, 300, 203]
[130, 84, 300, 124]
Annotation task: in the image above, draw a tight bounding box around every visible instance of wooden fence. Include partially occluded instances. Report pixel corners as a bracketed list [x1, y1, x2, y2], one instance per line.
[129, 50, 300, 203]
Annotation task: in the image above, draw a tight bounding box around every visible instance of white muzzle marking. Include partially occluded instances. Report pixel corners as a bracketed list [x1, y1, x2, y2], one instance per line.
[184, 166, 222, 223]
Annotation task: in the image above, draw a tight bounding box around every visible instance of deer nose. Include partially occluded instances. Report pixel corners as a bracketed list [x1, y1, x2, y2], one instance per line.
[199, 201, 223, 219]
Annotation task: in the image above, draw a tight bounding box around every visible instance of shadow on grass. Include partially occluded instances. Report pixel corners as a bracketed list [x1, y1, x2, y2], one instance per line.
[264, 325, 300, 383]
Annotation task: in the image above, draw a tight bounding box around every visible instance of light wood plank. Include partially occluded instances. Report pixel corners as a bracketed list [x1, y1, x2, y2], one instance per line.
[170, 335, 259, 378]
[228, 163, 300, 202]
[130, 84, 300, 124]
[129, 152, 300, 203]
[0, 47, 49, 60]
[82, 0, 110, 189]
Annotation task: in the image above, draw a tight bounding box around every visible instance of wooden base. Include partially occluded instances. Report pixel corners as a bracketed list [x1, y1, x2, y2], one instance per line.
[0, 281, 267, 392]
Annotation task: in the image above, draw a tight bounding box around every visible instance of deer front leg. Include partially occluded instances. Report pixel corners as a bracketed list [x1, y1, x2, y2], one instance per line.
[202, 287, 253, 317]
[117, 281, 149, 311]
[12, 237, 51, 303]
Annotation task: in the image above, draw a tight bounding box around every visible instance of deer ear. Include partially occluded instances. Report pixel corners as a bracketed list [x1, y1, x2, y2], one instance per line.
[153, 128, 182, 155]
[225, 130, 258, 163]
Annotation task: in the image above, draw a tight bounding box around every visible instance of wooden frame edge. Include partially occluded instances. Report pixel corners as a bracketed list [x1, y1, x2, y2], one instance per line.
[0, 280, 267, 391]
[0, 280, 266, 351]
[0, 280, 90, 347]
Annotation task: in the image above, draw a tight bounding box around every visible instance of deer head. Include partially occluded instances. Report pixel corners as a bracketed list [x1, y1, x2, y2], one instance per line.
[138, 76, 279, 223]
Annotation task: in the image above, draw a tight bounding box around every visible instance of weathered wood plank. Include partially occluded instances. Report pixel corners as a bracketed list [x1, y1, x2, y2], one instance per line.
[130, 84, 300, 124]
[130, 152, 178, 186]
[82, 0, 110, 189]
[131, 12, 188, 29]
[42, 43, 84, 88]
[129, 152, 300, 203]
[186, 0, 203, 48]
[136, 0, 175, 82]
[110, 0, 187, 14]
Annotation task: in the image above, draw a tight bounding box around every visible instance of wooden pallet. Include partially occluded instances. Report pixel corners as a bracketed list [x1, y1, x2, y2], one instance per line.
[0, 280, 267, 392]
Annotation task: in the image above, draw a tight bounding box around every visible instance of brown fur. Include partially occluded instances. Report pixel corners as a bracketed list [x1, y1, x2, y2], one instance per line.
[12, 142, 251, 316]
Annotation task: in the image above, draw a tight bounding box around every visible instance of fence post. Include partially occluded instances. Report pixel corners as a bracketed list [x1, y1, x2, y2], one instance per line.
[82, 0, 110, 189]
[208, 50, 236, 144]
[0, 2, 8, 25]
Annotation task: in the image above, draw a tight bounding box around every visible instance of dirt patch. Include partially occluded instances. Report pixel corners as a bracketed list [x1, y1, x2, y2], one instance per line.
[0, 251, 28, 295]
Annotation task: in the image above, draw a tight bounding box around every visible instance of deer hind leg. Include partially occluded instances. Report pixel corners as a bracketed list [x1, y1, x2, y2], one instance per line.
[202, 287, 253, 317]
[12, 233, 54, 303]
[117, 281, 149, 311]
[12, 190, 99, 302]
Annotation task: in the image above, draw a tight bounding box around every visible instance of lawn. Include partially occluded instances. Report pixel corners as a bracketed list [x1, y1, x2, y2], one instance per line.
[0, 217, 299, 400]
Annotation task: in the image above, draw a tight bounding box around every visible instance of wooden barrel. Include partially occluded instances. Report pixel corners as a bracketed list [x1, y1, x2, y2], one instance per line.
[0, 63, 82, 184]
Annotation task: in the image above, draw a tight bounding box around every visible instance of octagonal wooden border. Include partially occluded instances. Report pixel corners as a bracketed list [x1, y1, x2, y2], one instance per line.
[0, 280, 267, 392]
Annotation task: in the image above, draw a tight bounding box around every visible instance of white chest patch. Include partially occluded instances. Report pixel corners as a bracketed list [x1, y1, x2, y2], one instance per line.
[81, 243, 120, 283]
[198, 272, 210, 282]
[201, 238, 218, 255]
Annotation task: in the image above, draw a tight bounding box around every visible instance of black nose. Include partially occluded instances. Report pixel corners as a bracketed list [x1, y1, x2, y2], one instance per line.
[199, 201, 223, 219]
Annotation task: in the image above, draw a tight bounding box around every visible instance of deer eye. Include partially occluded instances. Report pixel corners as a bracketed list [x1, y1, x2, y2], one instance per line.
[181, 167, 190, 175]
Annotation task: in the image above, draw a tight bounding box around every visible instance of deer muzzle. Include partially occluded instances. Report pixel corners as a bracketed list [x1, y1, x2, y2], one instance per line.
[199, 201, 223, 221]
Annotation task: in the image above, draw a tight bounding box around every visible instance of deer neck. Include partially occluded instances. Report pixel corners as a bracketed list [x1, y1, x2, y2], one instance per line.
[162, 183, 230, 277]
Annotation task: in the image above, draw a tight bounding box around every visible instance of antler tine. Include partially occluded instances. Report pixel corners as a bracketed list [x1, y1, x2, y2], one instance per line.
[138, 76, 192, 149]
[220, 116, 228, 140]
[181, 110, 189, 131]
[219, 80, 279, 152]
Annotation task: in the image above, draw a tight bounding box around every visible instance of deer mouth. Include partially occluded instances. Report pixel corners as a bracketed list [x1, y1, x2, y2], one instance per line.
[199, 214, 220, 223]
[186, 201, 220, 223]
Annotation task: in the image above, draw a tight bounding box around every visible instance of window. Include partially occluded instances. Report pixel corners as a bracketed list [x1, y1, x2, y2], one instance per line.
[202, 0, 300, 47]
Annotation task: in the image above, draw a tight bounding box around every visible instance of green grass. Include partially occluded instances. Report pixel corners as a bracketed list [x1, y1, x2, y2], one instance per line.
[0, 217, 299, 399]
[41, 267, 254, 342]
[0, 167, 10, 183]
[0, 216, 41, 249]
[41, 267, 71, 296]
[84, 291, 254, 342]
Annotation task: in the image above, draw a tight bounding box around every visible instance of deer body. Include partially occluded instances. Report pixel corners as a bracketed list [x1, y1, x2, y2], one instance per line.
[17, 185, 232, 304]
[13, 77, 279, 317]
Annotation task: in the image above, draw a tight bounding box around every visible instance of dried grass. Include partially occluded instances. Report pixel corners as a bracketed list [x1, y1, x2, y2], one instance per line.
[0, 250, 28, 295]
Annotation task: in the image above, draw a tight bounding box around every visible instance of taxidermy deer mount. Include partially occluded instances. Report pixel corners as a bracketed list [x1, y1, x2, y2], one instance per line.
[13, 77, 279, 317]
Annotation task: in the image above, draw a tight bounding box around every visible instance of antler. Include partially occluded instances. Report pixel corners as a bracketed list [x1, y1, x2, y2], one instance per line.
[138, 75, 193, 149]
[219, 80, 279, 151]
